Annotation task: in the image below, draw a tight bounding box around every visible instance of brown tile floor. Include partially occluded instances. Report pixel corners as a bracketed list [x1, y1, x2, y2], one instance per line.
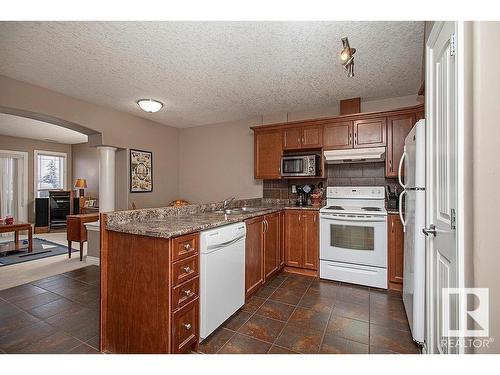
[0, 267, 420, 355]
[0, 266, 100, 354]
[199, 272, 421, 354]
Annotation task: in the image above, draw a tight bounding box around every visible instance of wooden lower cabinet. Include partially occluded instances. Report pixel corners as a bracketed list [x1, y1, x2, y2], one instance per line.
[264, 212, 280, 279]
[245, 216, 265, 298]
[284, 210, 319, 274]
[100, 224, 200, 354]
[388, 214, 404, 291]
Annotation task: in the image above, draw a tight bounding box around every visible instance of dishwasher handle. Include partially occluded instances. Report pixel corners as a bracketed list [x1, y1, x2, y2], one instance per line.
[204, 234, 246, 253]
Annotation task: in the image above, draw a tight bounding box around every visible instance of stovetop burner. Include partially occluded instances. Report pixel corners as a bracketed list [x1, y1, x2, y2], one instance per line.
[362, 207, 382, 212]
[326, 206, 344, 210]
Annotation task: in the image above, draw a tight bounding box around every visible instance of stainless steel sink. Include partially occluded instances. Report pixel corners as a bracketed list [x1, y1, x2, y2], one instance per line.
[212, 206, 267, 215]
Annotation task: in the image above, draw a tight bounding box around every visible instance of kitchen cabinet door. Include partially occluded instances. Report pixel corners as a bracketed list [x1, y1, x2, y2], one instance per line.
[353, 117, 387, 148]
[254, 129, 282, 179]
[284, 210, 303, 268]
[245, 216, 265, 298]
[264, 212, 280, 280]
[386, 114, 415, 178]
[388, 214, 404, 290]
[323, 121, 353, 150]
[282, 127, 303, 150]
[302, 212, 319, 271]
[279, 211, 285, 268]
[415, 110, 425, 121]
[302, 126, 323, 148]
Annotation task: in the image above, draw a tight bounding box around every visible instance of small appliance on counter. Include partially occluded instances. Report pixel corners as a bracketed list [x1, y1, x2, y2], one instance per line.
[296, 184, 314, 206]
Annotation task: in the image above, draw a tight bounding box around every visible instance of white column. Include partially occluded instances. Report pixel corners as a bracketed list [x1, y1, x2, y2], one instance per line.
[98, 146, 117, 212]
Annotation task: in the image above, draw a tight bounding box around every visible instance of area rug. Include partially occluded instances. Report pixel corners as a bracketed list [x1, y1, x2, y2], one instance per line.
[0, 238, 77, 266]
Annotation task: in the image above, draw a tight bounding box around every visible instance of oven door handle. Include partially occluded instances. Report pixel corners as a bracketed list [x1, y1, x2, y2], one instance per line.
[320, 215, 386, 222]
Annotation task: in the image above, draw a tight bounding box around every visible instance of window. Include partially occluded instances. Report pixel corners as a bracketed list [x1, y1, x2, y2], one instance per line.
[34, 150, 67, 198]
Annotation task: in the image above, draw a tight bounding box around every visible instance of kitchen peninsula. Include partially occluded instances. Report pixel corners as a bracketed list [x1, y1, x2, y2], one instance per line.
[100, 199, 320, 354]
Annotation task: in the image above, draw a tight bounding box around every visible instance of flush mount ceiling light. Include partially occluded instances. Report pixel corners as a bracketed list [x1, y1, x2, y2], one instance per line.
[137, 99, 163, 113]
[340, 37, 356, 78]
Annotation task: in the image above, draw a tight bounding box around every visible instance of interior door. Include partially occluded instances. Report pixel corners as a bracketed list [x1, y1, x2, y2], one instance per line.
[426, 21, 459, 354]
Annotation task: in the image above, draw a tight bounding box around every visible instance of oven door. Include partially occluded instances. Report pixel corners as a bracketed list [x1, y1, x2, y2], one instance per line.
[320, 214, 387, 268]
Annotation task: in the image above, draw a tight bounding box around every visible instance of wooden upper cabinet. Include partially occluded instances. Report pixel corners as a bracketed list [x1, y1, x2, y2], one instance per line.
[254, 129, 282, 179]
[245, 216, 265, 298]
[323, 121, 353, 150]
[388, 214, 404, 290]
[282, 127, 302, 150]
[302, 212, 319, 270]
[353, 117, 387, 148]
[283, 125, 322, 150]
[284, 210, 302, 268]
[386, 114, 415, 178]
[302, 126, 323, 148]
[263, 213, 280, 280]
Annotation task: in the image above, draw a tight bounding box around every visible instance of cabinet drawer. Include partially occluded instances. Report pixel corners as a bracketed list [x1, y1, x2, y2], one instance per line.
[172, 276, 199, 311]
[172, 255, 199, 286]
[172, 233, 199, 262]
[172, 298, 199, 354]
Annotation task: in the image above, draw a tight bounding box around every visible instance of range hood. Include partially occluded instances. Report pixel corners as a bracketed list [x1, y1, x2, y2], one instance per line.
[324, 147, 386, 164]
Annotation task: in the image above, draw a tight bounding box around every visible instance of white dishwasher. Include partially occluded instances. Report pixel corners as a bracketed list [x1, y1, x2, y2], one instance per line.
[200, 222, 246, 340]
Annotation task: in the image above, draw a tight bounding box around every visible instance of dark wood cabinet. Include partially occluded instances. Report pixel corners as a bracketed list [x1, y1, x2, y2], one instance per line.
[284, 210, 319, 272]
[100, 228, 200, 354]
[302, 212, 319, 270]
[254, 129, 282, 179]
[415, 110, 425, 121]
[284, 210, 302, 268]
[264, 212, 280, 280]
[283, 125, 322, 150]
[386, 114, 415, 178]
[245, 216, 265, 298]
[323, 121, 353, 150]
[279, 211, 285, 268]
[283, 127, 303, 150]
[388, 214, 404, 291]
[353, 117, 387, 148]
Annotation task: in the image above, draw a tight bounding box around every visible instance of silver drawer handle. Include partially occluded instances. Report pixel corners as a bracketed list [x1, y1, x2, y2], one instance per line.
[182, 266, 191, 273]
[183, 243, 191, 250]
[183, 289, 192, 297]
[182, 323, 192, 331]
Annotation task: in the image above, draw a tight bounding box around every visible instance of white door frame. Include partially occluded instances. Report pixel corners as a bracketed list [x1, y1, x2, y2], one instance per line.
[425, 21, 466, 354]
[0, 149, 29, 222]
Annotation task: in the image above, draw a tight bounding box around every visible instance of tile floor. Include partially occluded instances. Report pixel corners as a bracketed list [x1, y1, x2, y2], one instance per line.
[199, 272, 421, 354]
[0, 265, 100, 354]
[0, 267, 420, 354]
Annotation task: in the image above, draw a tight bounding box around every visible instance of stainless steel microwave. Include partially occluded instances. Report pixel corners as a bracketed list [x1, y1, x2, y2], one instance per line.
[281, 155, 320, 177]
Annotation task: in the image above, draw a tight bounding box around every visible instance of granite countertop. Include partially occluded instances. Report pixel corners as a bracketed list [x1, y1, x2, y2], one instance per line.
[105, 199, 321, 239]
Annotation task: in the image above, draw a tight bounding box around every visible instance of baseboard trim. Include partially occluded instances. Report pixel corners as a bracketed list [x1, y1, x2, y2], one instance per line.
[86, 256, 100, 266]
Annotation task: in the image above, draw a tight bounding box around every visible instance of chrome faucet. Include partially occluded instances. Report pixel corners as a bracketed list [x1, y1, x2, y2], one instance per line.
[223, 196, 235, 210]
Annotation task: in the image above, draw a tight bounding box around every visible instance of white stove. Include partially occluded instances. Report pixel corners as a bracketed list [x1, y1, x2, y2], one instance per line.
[319, 186, 388, 289]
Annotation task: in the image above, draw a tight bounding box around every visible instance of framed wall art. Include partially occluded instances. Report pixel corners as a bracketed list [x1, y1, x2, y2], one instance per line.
[130, 149, 153, 193]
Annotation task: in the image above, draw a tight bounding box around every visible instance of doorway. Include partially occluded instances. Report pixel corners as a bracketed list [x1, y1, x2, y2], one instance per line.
[0, 150, 28, 224]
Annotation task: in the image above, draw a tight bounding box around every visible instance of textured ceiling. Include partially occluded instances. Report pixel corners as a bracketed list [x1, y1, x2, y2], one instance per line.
[0, 21, 424, 128]
[0, 113, 88, 144]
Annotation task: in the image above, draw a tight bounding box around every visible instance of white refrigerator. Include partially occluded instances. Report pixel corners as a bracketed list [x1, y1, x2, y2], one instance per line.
[398, 119, 425, 345]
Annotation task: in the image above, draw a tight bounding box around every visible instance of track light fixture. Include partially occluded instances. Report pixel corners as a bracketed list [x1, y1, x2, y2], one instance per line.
[340, 37, 356, 78]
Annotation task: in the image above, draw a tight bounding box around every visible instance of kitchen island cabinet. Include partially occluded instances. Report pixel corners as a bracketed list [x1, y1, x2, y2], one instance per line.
[100, 225, 200, 354]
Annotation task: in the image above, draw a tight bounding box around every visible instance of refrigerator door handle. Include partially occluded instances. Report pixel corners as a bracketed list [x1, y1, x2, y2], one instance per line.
[399, 190, 408, 232]
[398, 150, 407, 189]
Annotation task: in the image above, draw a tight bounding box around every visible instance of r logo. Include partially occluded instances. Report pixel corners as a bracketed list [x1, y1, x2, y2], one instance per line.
[442, 288, 489, 337]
